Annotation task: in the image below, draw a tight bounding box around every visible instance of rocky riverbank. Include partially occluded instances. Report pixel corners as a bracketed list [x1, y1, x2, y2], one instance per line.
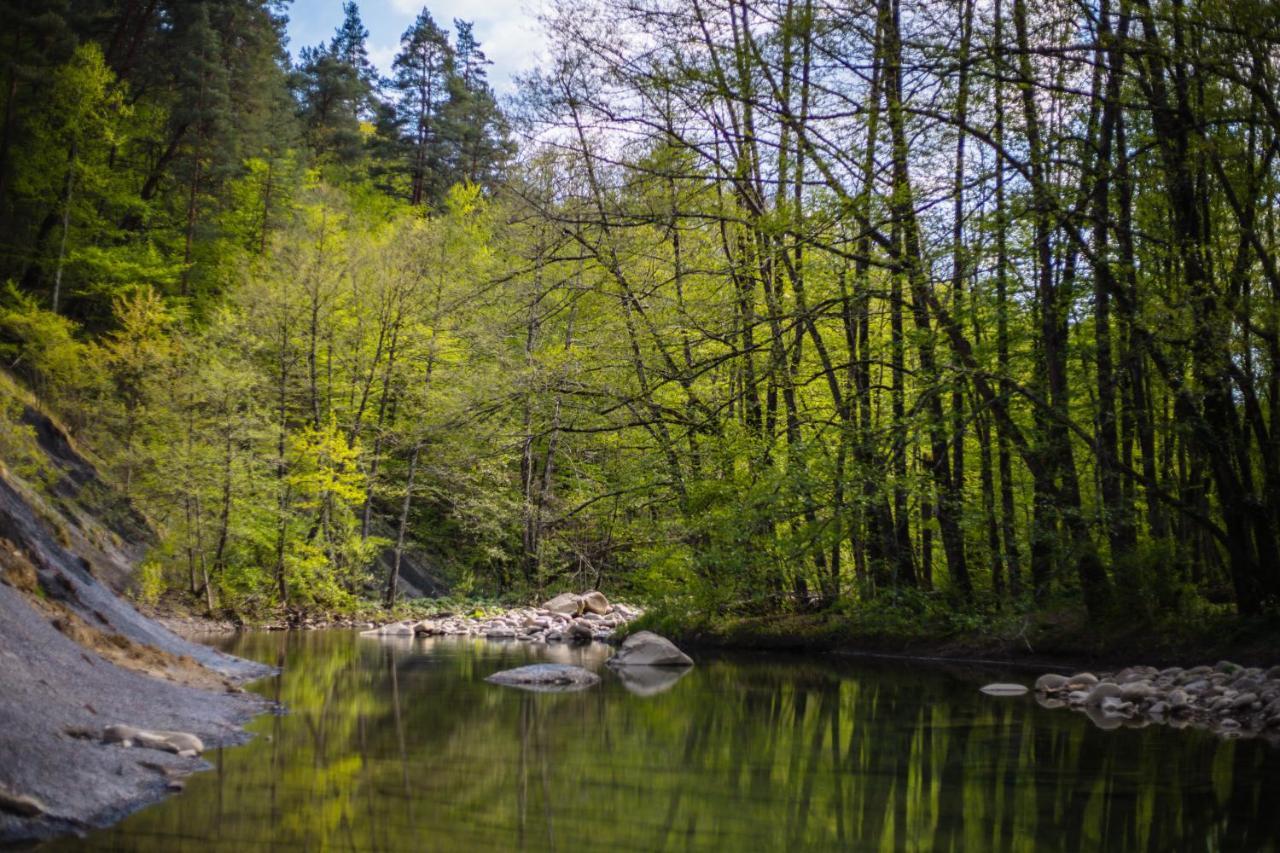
[0, 399, 271, 845]
[1029, 661, 1280, 740]
[360, 590, 642, 644]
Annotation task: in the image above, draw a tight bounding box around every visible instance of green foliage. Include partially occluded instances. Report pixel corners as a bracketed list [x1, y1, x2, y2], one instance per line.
[0, 284, 89, 391]
[3, 0, 1279, 638]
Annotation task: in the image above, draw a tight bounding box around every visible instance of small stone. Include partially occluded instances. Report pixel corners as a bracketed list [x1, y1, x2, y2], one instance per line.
[1215, 660, 1242, 675]
[1219, 718, 1241, 730]
[1113, 667, 1145, 684]
[1264, 665, 1280, 680]
[1169, 689, 1190, 708]
[1067, 673, 1099, 689]
[1149, 701, 1169, 717]
[1084, 682, 1124, 706]
[1231, 692, 1259, 710]
[1231, 676, 1262, 693]
[1035, 673, 1069, 693]
[0, 787, 46, 817]
[569, 621, 594, 641]
[1119, 681, 1158, 702]
[980, 683, 1029, 696]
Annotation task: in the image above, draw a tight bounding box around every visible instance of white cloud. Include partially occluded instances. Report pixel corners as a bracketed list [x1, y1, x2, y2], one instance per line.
[368, 41, 399, 74]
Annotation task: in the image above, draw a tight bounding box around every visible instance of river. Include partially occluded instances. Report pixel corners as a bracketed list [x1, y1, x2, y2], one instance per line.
[49, 631, 1278, 851]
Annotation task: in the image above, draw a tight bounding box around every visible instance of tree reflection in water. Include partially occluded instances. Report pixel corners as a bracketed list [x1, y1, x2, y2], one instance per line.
[51, 631, 1278, 852]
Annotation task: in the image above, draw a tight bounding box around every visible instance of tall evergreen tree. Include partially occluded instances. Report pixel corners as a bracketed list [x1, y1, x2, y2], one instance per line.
[438, 20, 510, 191]
[295, 2, 377, 167]
[390, 9, 453, 206]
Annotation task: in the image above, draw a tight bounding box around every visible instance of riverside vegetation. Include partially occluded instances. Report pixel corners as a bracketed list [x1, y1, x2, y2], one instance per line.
[2, 0, 1280, 655]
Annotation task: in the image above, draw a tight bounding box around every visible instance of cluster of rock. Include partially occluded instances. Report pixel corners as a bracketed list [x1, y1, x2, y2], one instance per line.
[1026, 661, 1280, 738]
[361, 591, 641, 645]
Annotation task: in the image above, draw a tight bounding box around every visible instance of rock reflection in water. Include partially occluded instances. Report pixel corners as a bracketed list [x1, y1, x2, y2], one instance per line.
[49, 631, 1280, 853]
[613, 663, 691, 696]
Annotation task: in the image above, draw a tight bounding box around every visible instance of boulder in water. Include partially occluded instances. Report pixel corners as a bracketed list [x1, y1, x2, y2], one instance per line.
[606, 631, 693, 668]
[485, 664, 600, 692]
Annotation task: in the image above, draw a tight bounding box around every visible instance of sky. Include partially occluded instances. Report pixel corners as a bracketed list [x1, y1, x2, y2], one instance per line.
[285, 0, 547, 95]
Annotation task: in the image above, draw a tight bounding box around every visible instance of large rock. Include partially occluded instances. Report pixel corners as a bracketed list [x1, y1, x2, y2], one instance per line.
[606, 631, 694, 668]
[580, 590, 610, 615]
[484, 664, 600, 692]
[542, 593, 584, 616]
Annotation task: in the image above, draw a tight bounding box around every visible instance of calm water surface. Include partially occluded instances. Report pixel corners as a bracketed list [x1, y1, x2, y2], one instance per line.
[52, 631, 1277, 851]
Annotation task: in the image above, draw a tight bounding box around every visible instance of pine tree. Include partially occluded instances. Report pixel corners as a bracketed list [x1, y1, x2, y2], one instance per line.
[390, 9, 453, 206]
[174, 3, 233, 300]
[295, 2, 377, 168]
[437, 20, 511, 191]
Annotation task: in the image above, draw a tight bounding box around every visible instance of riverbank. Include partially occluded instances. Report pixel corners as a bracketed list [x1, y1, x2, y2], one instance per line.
[633, 605, 1280, 671]
[0, 399, 274, 845]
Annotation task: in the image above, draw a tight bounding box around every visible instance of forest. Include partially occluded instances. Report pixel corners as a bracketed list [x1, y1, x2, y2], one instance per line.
[2, 0, 1279, 636]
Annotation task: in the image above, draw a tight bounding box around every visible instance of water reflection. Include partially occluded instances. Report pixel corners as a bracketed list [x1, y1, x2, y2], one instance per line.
[614, 664, 691, 696]
[48, 632, 1277, 852]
